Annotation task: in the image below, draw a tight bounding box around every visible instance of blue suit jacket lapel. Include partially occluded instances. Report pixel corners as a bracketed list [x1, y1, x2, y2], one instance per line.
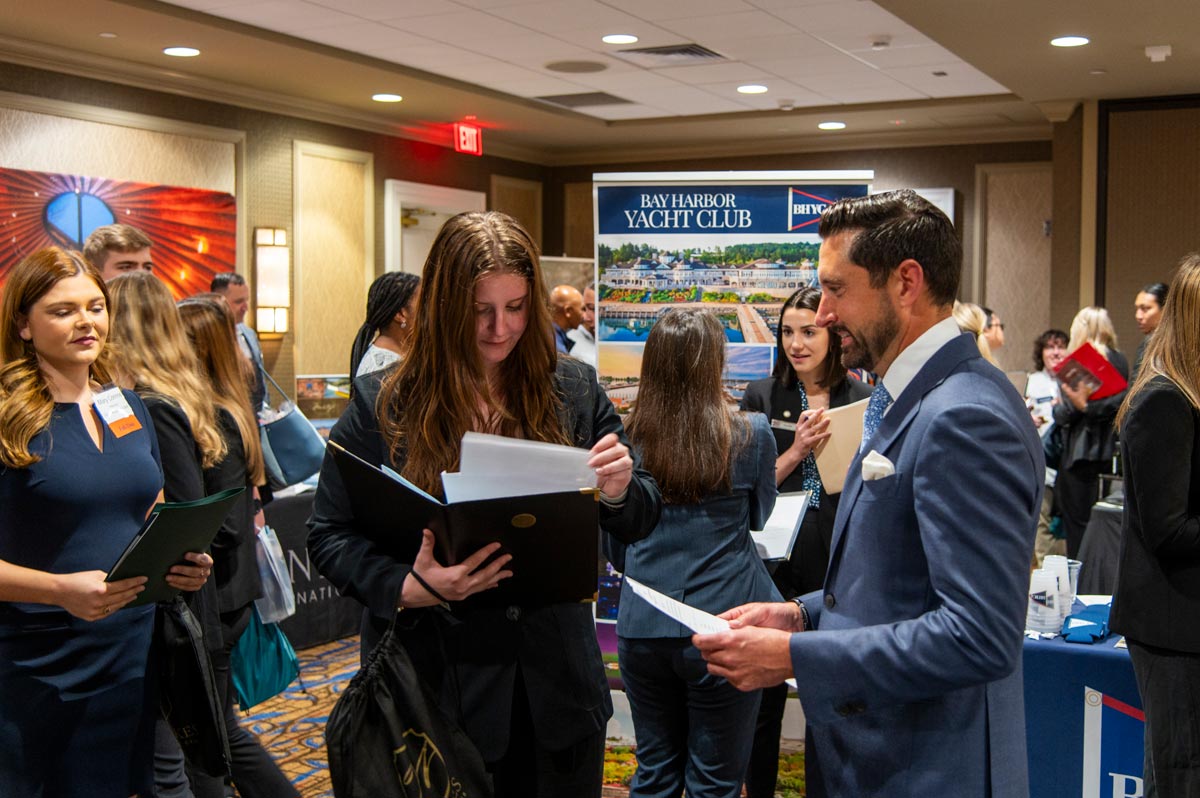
[825, 334, 981, 574]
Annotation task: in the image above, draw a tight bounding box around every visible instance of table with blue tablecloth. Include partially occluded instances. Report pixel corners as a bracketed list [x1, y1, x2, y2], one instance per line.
[1024, 627, 1145, 797]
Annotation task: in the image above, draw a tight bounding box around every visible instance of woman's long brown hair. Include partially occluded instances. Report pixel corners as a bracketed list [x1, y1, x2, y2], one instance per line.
[0, 248, 116, 468]
[177, 297, 266, 485]
[625, 309, 748, 504]
[378, 211, 566, 494]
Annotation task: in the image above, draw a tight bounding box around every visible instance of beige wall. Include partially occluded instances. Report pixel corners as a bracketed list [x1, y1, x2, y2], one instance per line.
[979, 164, 1053, 372]
[1103, 103, 1200, 354]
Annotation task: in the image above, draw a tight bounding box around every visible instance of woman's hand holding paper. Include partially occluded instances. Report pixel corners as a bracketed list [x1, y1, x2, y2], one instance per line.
[165, 551, 214, 592]
[588, 432, 633, 501]
[400, 529, 513, 607]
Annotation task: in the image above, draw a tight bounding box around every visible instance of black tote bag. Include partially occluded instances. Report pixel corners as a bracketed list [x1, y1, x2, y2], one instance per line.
[154, 596, 231, 778]
[326, 617, 491, 798]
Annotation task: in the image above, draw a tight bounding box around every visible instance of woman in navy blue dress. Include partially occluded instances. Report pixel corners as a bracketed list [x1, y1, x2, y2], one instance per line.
[0, 247, 212, 798]
[610, 309, 780, 798]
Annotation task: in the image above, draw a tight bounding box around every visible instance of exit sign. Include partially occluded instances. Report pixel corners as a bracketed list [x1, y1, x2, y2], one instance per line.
[454, 122, 483, 156]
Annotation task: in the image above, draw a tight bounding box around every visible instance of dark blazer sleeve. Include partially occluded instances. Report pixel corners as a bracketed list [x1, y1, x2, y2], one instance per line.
[203, 410, 260, 612]
[307, 375, 411, 622]
[143, 397, 205, 503]
[740, 378, 772, 414]
[1122, 383, 1200, 556]
[748, 413, 778, 531]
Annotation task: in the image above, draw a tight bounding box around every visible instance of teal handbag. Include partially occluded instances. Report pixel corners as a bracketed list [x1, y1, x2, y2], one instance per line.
[230, 604, 300, 711]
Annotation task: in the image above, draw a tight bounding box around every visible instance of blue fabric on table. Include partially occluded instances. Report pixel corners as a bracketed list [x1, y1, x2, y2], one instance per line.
[1061, 603, 1110, 643]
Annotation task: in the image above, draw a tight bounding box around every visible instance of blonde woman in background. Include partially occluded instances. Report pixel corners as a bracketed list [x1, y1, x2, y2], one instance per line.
[1052, 306, 1129, 557]
[952, 301, 997, 365]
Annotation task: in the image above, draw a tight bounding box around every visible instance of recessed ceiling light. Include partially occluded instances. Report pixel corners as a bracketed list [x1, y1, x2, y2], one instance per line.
[737, 84, 769, 94]
[1090, 68, 1108, 76]
[602, 34, 638, 45]
[372, 93, 403, 103]
[99, 32, 117, 39]
[818, 121, 846, 131]
[163, 46, 200, 57]
[1051, 36, 1089, 48]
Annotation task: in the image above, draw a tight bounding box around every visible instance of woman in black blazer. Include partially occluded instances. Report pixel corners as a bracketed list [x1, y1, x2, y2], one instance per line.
[308, 212, 660, 798]
[738, 286, 870, 798]
[1110, 254, 1200, 797]
[1053, 306, 1129, 558]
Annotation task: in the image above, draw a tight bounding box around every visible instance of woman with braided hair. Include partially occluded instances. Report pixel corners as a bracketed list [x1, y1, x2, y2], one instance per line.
[350, 271, 420, 379]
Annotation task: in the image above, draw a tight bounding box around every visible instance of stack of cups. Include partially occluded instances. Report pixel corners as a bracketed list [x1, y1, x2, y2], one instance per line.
[1026, 569, 1060, 634]
[1043, 555, 1073, 624]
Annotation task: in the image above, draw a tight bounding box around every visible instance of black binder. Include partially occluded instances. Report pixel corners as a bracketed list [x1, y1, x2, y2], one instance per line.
[329, 441, 600, 605]
[107, 486, 245, 607]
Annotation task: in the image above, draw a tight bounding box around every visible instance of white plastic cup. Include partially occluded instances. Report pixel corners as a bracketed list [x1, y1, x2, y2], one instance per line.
[1026, 569, 1060, 634]
[1043, 555, 1072, 621]
[1067, 559, 1082, 603]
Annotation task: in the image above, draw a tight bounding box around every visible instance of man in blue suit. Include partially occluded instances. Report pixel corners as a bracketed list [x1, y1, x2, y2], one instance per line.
[695, 190, 1043, 798]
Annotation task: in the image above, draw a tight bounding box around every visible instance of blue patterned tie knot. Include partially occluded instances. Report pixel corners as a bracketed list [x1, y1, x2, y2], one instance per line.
[861, 384, 894, 452]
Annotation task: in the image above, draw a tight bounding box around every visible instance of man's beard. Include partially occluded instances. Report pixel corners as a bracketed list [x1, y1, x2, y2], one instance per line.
[837, 295, 900, 372]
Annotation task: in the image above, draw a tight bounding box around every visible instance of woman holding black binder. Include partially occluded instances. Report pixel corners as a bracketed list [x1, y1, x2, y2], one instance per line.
[610, 309, 780, 798]
[0, 248, 210, 797]
[309, 211, 661, 798]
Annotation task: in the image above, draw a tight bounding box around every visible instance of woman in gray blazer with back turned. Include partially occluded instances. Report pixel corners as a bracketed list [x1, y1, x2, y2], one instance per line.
[607, 309, 780, 798]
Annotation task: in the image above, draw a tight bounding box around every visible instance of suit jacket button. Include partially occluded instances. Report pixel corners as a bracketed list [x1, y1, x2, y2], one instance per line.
[505, 605, 521, 622]
[824, 593, 836, 609]
[836, 703, 852, 717]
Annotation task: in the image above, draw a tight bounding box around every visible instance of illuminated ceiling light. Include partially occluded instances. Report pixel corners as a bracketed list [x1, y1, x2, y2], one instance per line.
[602, 34, 638, 45]
[163, 46, 200, 57]
[1050, 36, 1089, 47]
[99, 32, 117, 39]
[737, 84, 769, 94]
[372, 93, 403, 103]
[818, 121, 846, 130]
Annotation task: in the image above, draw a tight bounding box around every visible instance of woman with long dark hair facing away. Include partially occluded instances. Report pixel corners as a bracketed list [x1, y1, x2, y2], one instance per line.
[308, 211, 661, 798]
[738, 285, 870, 798]
[1052, 306, 1129, 557]
[178, 296, 299, 798]
[1111, 253, 1200, 797]
[0, 248, 210, 797]
[611, 309, 780, 798]
[350, 271, 420, 379]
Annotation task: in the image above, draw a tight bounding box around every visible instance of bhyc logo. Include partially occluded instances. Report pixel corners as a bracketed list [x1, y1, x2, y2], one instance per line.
[1082, 687, 1145, 798]
[787, 188, 835, 231]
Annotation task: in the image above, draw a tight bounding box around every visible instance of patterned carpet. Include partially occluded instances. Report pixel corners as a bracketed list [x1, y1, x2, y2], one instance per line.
[244, 637, 359, 797]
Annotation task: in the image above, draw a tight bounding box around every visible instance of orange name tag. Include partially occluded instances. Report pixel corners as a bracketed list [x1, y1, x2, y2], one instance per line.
[93, 386, 142, 438]
[108, 414, 143, 438]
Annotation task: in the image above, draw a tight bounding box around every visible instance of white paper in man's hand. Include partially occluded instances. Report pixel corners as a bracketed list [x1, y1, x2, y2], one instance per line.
[624, 577, 730, 634]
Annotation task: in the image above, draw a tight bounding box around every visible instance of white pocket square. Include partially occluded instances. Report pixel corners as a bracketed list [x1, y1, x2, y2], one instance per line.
[861, 450, 895, 481]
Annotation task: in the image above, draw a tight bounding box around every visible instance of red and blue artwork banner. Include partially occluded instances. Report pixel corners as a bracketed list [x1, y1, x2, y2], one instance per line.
[596, 183, 868, 236]
[0, 166, 236, 299]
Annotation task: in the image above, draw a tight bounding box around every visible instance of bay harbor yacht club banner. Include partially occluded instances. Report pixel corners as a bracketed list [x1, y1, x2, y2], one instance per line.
[590, 171, 872, 678]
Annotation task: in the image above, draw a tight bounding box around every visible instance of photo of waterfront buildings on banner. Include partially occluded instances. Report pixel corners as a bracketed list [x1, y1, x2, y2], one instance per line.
[599, 340, 774, 415]
[597, 239, 820, 345]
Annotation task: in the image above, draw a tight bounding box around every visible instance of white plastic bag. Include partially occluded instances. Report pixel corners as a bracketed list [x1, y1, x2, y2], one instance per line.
[253, 525, 296, 623]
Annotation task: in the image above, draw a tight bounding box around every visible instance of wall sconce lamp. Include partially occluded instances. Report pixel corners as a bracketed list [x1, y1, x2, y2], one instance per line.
[255, 227, 289, 336]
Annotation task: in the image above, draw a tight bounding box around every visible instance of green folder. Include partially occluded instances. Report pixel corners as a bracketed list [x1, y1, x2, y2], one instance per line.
[107, 486, 246, 607]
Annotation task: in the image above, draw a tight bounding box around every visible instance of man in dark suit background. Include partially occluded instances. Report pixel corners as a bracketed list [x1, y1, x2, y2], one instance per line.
[212, 272, 268, 411]
[694, 190, 1043, 798]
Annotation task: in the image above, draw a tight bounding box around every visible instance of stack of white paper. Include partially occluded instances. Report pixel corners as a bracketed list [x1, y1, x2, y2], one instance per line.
[441, 432, 597, 502]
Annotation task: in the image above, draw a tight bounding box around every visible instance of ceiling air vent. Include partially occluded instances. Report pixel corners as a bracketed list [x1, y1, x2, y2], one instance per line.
[535, 92, 633, 109]
[612, 43, 726, 68]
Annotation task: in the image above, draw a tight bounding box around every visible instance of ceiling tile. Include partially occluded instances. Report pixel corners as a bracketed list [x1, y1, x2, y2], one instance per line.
[713, 32, 837, 61]
[564, 69, 681, 92]
[853, 43, 962, 70]
[384, 10, 534, 42]
[160, 0, 245, 10]
[577, 103, 675, 120]
[770, 1, 907, 34]
[757, 55, 884, 82]
[550, 22, 682, 51]
[305, 22, 431, 53]
[500, 75, 595, 97]
[435, 57, 549, 85]
[887, 62, 1009, 97]
[816, 80, 927, 104]
[488, 1, 644, 34]
[699, 81, 834, 110]
[459, 32, 588, 62]
[214, 2, 361, 33]
[652, 61, 773, 84]
[662, 11, 801, 42]
[305, 0, 462, 21]
[813, 22, 933, 54]
[601, 0, 756, 21]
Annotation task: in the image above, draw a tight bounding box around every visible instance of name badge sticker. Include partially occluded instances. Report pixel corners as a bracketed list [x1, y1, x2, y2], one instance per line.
[93, 387, 142, 438]
[770, 418, 798, 432]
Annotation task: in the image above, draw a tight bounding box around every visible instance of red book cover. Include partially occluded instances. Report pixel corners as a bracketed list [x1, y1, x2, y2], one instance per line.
[1053, 341, 1128, 400]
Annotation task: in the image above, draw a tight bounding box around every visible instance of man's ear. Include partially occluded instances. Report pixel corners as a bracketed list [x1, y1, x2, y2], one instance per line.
[892, 258, 926, 308]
